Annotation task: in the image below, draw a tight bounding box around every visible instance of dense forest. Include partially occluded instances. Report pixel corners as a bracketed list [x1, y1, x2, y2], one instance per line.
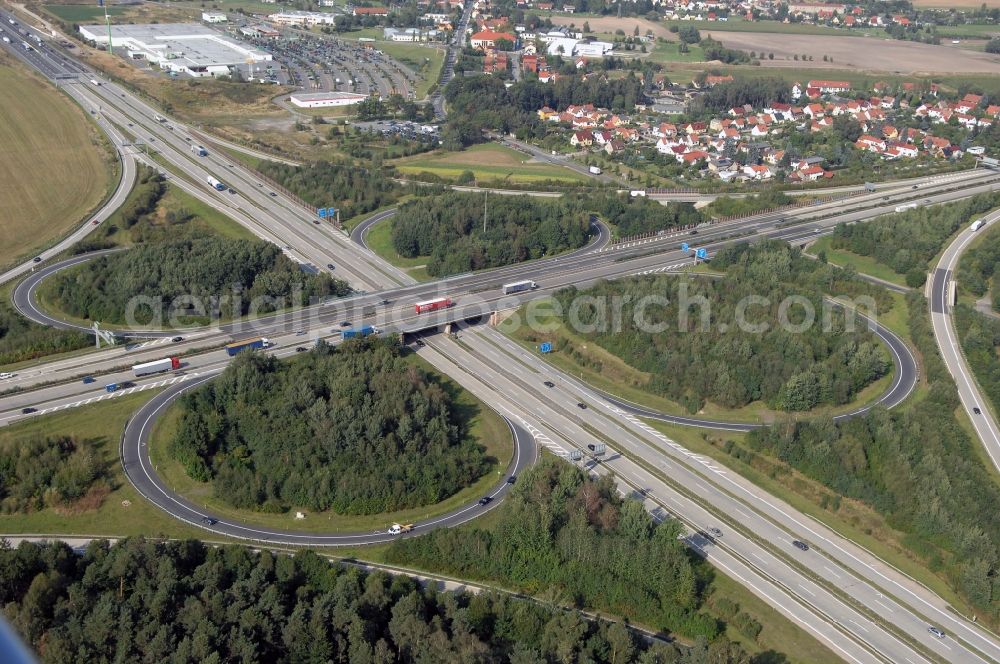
[954, 305, 1000, 419]
[0, 437, 109, 514]
[545, 243, 891, 412]
[747, 292, 1000, 622]
[0, 537, 758, 664]
[830, 192, 1000, 286]
[390, 192, 593, 276]
[256, 159, 399, 221]
[171, 338, 491, 514]
[0, 301, 90, 366]
[47, 237, 349, 326]
[959, 224, 1000, 311]
[587, 195, 703, 237]
[387, 459, 723, 640]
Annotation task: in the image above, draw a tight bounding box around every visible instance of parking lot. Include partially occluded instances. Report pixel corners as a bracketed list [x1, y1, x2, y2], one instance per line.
[247, 31, 418, 99]
[354, 119, 441, 144]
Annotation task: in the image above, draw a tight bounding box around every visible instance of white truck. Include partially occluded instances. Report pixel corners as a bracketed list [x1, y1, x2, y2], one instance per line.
[971, 219, 985, 232]
[132, 357, 181, 377]
[894, 203, 917, 213]
[154, 114, 166, 123]
[589, 166, 602, 175]
[388, 523, 413, 535]
[191, 144, 208, 157]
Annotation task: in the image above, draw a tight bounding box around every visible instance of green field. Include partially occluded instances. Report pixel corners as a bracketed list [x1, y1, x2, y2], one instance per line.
[0, 392, 212, 540]
[0, 56, 113, 268]
[647, 40, 707, 63]
[808, 236, 909, 288]
[393, 143, 588, 185]
[362, 213, 432, 280]
[44, 4, 128, 21]
[665, 17, 885, 38]
[933, 23, 1000, 39]
[378, 42, 445, 98]
[147, 352, 513, 533]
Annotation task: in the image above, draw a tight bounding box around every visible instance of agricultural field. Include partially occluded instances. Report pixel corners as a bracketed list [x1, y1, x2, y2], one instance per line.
[43, 4, 128, 22]
[713, 32, 1000, 73]
[647, 40, 707, 64]
[392, 143, 588, 185]
[0, 54, 113, 267]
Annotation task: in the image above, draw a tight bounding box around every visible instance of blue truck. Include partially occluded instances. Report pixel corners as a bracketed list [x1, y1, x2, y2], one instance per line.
[225, 337, 269, 357]
[342, 326, 376, 339]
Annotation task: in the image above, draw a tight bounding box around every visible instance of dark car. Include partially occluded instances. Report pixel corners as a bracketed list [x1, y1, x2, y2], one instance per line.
[543, 381, 555, 388]
[577, 402, 587, 409]
[689, 229, 698, 235]
[587, 444, 596, 451]
[974, 407, 982, 415]
[295, 346, 307, 352]
[792, 540, 809, 552]
[228, 189, 237, 195]
[200, 517, 217, 526]
[91, 219, 100, 225]
[506, 475, 516, 484]
[32, 256, 41, 263]
[340, 321, 351, 327]
[415, 339, 425, 347]
[912, 184, 919, 189]
[20, 407, 36, 414]
[171, 336, 183, 342]
[82, 376, 95, 384]
[270, 192, 277, 197]
[478, 496, 493, 506]
[327, 263, 335, 270]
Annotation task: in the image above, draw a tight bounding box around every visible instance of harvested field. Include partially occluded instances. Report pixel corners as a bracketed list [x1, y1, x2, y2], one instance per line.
[709, 32, 1000, 74]
[551, 16, 677, 41]
[0, 54, 112, 265]
[911, 0, 1000, 6]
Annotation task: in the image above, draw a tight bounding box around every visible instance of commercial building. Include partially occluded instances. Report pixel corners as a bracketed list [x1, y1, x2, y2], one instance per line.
[268, 11, 337, 26]
[289, 91, 369, 108]
[470, 29, 516, 49]
[383, 27, 441, 42]
[77, 23, 271, 77]
[201, 11, 227, 23]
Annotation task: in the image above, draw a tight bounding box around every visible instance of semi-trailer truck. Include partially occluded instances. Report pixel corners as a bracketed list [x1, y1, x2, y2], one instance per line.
[342, 325, 377, 339]
[105, 382, 132, 393]
[414, 297, 452, 314]
[502, 280, 536, 295]
[191, 145, 208, 157]
[225, 337, 269, 356]
[207, 176, 226, 191]
[132, 357, 181, 377]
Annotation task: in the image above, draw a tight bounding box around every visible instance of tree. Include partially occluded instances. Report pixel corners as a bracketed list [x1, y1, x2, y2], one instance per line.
[987, 38, 1000, 54]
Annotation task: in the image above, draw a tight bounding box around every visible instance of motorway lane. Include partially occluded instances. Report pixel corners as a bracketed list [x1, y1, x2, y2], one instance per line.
[453, 326, 1000, 663]
[118, 355, 536, 547]
[420, 332, 954, 663]
[930, 210, 1000, 473]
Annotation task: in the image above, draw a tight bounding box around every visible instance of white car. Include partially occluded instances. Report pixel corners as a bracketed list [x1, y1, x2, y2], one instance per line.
[0, 372, 15, 380]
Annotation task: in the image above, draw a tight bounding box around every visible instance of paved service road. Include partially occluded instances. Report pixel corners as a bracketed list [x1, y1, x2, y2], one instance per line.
[930, 210, 1000, 472]
[121, 364, 536, 546]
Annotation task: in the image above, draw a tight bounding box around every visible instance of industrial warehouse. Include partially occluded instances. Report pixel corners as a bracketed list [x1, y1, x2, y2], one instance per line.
[288, 91, 370, 108]
[77, 23, 271, 77]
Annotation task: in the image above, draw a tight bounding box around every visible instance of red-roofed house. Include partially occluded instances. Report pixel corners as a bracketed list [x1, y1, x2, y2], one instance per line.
[352, 6, 389, 15]
[807, 80, 851, 94]
[470, 30, 516, 50]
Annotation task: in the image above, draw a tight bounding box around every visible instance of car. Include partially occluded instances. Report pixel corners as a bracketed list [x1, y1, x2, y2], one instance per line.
[32, 256, 41, 263]
[478, 496, 493, 506]
[327, 263, 335, 270]
[0, 372, 14, 380]
[200, 517, 218, 526]
[270, 192, 277, 197]
[127, 122, 133, 126]
[313, 220, 320, 224]
[506, 475, 516, 484]
[415, 339, 425, 347]
[228, 189, 237, 195]
[708, 527, 723, 538]
[296, 330, 306, 336]
[577, 402, 587, 409]
[587, 444, 596, 451]
[82, 376, 95, 384]
[924, 198, 932, 204]
[543, 381, 555, 388]
[381, 299, 390, 305]
[974, 407, 982, 415]
[20, 407, 36, 414]
[340, 321, 351, 327]
[792, 540, 809, 551]
[91, 219, 100, 225]
[171, 336, 183, 342]
[689, 229, 698, 235]
[912, 184, 919, 189]
[295, 346, 307, 352]
[928, 626, 946, 639]
[882, 196, 890, 201]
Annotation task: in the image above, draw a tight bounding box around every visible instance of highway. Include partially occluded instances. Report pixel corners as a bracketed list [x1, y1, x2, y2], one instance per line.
[930, 210, 1000, 473]
[5, 11, 1000, 662]
[416, 326, 999, 663]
